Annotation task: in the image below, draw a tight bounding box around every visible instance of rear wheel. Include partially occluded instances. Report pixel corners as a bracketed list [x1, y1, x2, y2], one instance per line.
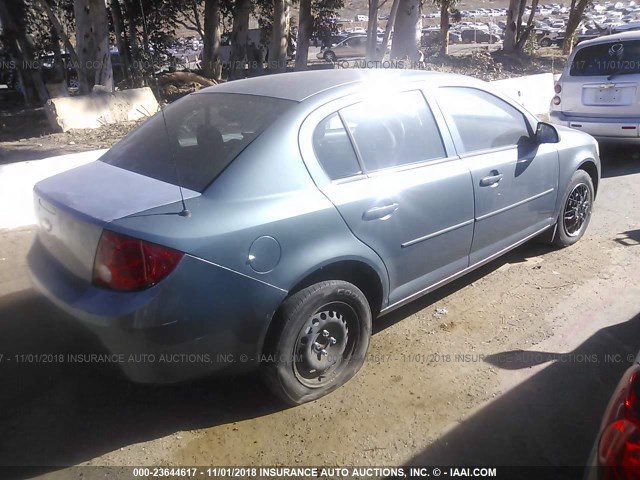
[552, 169, 594, 247]
[324, 51, 337, 62]
[540, 38, 552, 47]
[262, 280, 372, 405]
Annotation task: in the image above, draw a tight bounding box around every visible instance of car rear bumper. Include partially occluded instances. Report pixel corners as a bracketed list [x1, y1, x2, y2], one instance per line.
[550, 111, 640, 144]
[27, 237, 287, 384]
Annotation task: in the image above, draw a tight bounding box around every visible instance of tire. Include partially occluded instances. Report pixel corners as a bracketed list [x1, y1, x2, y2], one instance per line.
[262, 280, 372, 405]
[540, 38, 552, 47]
[552, 169, 594, 247]
[324, 51, 337, 62]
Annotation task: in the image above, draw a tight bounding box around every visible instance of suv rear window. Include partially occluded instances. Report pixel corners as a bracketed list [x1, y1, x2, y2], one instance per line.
[100, 93, 294, 192]
[570, 40, 640, 76]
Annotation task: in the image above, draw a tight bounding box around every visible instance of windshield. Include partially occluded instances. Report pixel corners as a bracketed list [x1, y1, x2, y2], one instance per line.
[570, 40, 640, 76]
[100, 93, 295, 192]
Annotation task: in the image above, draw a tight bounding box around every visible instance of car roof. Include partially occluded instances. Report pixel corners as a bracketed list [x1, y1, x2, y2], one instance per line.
[196, 69, 469, 102]
[575, 29, 640, 48]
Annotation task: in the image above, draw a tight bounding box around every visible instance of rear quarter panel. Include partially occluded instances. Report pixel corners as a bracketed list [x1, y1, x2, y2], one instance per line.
[110, 103, 390, 310]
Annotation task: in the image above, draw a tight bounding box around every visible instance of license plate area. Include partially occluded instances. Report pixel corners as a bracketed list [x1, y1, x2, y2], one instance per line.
[582, 84, 636, 106]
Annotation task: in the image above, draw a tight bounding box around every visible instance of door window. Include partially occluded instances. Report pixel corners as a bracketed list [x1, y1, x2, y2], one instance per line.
[313, 113, 362, 179]
[345, 37, 366, 48]
[339, 90, 447, 172]
[436, 87, 531, 154]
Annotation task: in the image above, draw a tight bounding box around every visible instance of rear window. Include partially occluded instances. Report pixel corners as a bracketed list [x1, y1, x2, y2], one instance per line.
[100, 93, 294, 192]
[570, 40, 640, 76]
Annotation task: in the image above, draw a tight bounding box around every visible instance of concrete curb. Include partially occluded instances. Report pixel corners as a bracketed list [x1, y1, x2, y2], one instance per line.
[490, 73, 554, 117]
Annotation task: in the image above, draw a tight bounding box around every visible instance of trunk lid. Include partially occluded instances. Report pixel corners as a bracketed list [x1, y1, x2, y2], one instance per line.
[34, 161, 199, 282]
[560, 77, 640, 118]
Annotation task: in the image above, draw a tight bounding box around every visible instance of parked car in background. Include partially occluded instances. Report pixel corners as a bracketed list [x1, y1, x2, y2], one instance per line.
[317, 35, 370, 61]
[585, 351, 640, 479]
[319, 33, 349, 50]
[29, 70, 600, 405]
[550, 31, 640, 144]
[460, 29, 502, 43]
[421, 30, 463, 46]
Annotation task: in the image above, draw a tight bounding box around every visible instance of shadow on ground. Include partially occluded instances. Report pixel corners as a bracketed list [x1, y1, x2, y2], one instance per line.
[614, 229, 640, 247]
[600, 145, 640, 179]
[404, 312, 640, 478]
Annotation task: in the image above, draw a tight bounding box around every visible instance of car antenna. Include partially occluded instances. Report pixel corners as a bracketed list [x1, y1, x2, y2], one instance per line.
[138, 0, 190, 218]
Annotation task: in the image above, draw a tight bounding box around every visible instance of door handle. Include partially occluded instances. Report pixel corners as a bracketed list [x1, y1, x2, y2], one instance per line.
[363, 202, 399, 220]
[480, 172, 504, 187]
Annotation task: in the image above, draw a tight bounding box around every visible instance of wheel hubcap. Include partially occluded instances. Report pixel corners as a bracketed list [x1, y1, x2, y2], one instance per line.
[563, 183, 591, 237]
[293, 302, 356, 388]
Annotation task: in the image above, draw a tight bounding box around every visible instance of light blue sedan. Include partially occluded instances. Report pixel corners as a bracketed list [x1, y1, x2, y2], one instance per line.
[28, 70, 600, 404]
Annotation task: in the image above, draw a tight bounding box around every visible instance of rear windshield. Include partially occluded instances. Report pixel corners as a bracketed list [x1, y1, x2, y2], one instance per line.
[100, 93, 294, 192]
[570, 40, 640, 76]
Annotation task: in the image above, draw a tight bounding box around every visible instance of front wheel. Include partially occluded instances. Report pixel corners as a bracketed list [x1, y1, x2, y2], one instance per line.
[552, 169, 594, 247]
[262, 280, 372, 405]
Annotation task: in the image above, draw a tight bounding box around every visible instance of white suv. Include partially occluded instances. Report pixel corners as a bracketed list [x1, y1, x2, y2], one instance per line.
[550, 31, 640, 144]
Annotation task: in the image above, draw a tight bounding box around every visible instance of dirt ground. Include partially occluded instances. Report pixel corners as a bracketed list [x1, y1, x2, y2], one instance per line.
[0, 146, 639, 480]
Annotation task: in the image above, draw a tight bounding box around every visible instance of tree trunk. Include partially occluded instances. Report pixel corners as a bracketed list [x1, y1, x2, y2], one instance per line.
[270, 0, 288, 71]
[229, 0, 251, 80]
[365, 0, 379, 61]
[439, 1, 450, 56]
[121, 0, 142, 85]
[563, 0, 588, 55]
[503, 0, 520, 53]
[74, 0, 113, 93]
[377, 0, 400, 61]
[50, 29, 67, 93]
[390, 0, 421, 61]
[109, 0, 132, 86]
[35, 0, 87, 89]
[295, 0, 312, 70]
[0, 0, 49, 106]
[202, 0, 222, 80]
[515, 0, 539, 51]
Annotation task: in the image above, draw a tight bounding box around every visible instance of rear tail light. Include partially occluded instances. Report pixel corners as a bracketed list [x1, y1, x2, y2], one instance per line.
[598, 364, 640, 480]
[554, 83, 562, 94]
[93, 230, 184, 291]
[552, 95, 561, 106]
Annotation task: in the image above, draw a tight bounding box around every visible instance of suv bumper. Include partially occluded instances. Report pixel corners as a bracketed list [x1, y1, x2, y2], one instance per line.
[550, 111, 640, 144]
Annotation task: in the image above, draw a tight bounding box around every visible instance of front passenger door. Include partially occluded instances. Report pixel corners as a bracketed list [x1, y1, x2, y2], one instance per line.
[435, 86, 559, 265]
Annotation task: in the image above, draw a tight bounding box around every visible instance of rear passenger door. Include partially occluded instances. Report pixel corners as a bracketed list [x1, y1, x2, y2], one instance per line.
[434, 86, 559, 265]
[300, 90, 475, 308]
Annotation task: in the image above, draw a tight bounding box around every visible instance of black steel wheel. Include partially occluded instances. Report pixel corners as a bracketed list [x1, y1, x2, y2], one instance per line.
[262, 280, 372, 405]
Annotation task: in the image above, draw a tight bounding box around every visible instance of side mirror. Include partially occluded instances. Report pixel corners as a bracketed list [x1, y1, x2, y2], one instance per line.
[535, 122, 560, 144]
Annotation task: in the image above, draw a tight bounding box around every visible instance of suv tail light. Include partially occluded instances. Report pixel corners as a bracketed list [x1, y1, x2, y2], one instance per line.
[93, 230, 184, 291]
[552, 83, 562, 107]
[598, 364, 640, 480]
